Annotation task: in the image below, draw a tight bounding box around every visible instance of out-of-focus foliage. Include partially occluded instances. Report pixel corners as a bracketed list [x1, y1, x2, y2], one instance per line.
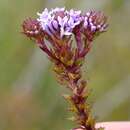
[0, 0, 130, 130]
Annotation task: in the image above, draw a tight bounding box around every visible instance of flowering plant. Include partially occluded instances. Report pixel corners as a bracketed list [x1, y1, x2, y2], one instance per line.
[22, 7, 108, 130]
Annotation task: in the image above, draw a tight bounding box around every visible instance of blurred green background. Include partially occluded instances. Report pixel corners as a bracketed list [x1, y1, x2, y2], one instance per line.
[0, 0, 130, 130]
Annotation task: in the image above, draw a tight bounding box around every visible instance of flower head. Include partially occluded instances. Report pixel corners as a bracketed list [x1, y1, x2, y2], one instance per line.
[83, 11, 108, 41]
[22, 8, 108, 66]
[22, 7, 108, 60]
[37, 8, 82, 38]
[84, 11, 108, 32]
[22, 18, 43, 38]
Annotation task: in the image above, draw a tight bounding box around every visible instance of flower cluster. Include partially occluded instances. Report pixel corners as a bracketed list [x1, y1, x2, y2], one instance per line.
[22, 7, 108, 130]
[37, 7, 82, 38]
[83, 11, 108, 41]
[35, 8, 107, 39]
[84, 11, 107, 32]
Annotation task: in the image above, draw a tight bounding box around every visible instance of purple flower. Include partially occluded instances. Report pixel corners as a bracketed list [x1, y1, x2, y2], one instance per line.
[23, 8, 108, 43]
[37, 8, 82, 38]
[84, 11, 108, 33]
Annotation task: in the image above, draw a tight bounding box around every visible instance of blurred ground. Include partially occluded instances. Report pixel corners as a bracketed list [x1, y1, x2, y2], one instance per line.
[0, 0, 130, 130]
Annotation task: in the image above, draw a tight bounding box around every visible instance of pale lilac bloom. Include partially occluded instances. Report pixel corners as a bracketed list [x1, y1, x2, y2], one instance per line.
[51, 7, 65, 13]
[83, 14, 97, 32]
[83, 11, 107, 32]
[86, 12, 90, 17]
[68, 10, 82, 28]
[84, 17, 88, 27]
[37, 8, 82, 38]
[68, 9, 82, 23]
[37, 8, 54, 35]
[37, 8, 107, 38]
[37, 8, 52, 29]
[57, 15, 72, 37]
[52, 20, 58, 30]
[91, 25, 97, 31]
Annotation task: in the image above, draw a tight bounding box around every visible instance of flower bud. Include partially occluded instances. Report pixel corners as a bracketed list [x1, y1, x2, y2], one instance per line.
[22, 18, 43, 38]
